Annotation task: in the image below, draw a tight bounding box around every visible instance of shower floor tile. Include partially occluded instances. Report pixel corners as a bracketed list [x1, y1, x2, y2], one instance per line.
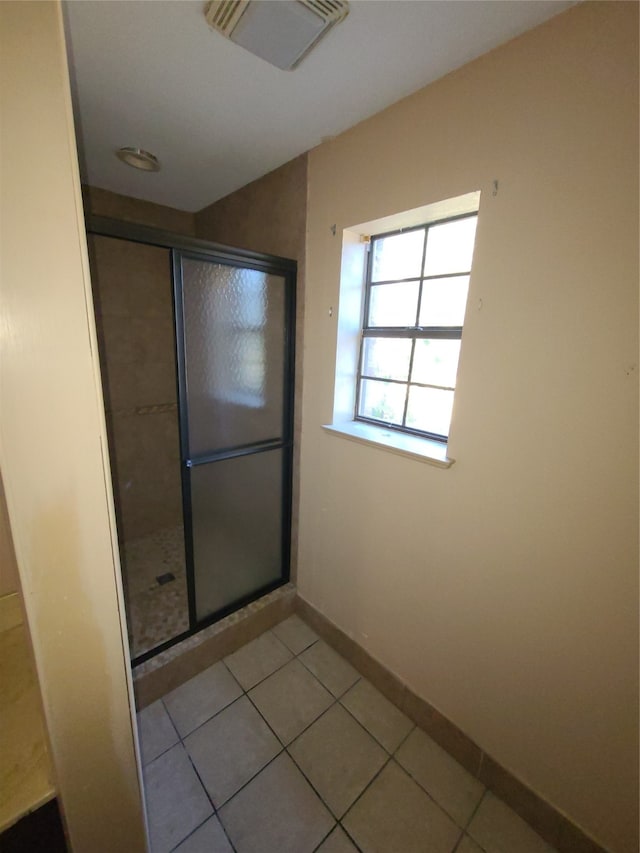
[139, 618, 559, 853]
[122, 525, 189, 658]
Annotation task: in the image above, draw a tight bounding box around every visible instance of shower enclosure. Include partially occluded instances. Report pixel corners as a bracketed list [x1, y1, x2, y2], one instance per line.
[87, 218, 295, 663]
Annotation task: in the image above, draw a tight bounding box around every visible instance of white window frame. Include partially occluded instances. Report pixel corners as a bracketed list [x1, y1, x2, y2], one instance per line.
[324, 191, 481, 468]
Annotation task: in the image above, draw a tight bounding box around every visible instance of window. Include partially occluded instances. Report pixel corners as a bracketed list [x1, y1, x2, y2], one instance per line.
[355, 213, 478, 443]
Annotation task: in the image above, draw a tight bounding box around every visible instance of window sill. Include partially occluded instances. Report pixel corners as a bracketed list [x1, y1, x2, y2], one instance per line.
[321, 421, 455, 468]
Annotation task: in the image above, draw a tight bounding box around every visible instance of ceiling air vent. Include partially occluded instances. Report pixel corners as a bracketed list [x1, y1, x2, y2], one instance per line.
[204, 0, 349, 70]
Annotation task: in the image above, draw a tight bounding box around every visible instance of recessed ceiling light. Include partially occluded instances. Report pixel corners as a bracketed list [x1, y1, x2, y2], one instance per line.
[116, 147, 160, 172]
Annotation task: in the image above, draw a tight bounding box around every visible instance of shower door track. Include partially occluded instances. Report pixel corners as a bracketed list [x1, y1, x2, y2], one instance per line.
[86, 215, 297, 667]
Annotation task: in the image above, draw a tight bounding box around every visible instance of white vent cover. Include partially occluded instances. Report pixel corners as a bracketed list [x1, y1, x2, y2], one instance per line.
[205, 0, 349, 70]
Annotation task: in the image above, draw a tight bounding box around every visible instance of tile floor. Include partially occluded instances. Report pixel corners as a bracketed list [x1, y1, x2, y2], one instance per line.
[137, 615, 558, 853]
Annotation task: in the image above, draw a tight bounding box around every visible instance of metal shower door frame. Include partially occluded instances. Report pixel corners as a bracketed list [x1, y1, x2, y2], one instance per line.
[85, 215, 296, 666]
[172, 246, 296, 636]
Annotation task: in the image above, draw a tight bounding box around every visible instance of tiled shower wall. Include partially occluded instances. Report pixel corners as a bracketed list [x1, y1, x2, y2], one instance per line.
[88, 235, 183, 542]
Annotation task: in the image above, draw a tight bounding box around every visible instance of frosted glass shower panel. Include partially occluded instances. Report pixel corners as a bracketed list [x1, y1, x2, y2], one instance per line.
[191, 449, 284, 620]
[181, 259, 286, 455]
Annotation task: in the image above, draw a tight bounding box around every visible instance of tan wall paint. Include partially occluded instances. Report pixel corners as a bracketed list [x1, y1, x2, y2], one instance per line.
[196, 155, 308, 580]
[0, 3, 147, 851]
[298, 4, 638, 852]
[83, 185, 196, 236]
[0, 476, 20, 598]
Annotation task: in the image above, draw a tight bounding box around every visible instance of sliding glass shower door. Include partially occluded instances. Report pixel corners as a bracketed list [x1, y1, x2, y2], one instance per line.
[173, 250, 295, 625]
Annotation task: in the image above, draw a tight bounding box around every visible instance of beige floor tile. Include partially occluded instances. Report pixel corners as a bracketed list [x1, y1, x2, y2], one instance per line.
[248, 658, 334, 744]
[316, 825, 360, 852]
[173, 816, 234, 853]
[395, 727, 485, 826]
[455, 836, 485, 853]
[299, 640, 360, 698]
[163, 660, 242, 737]
[137, 700, 179, 766]
[341, 679, 413, 753]
[143, 744, 213, 853]
[184, 696, 281, 807]
[224, 631, 292, 690]
[219, 752, 334, 853]
[343, 761, 461, 853]
[289, 703, 387, 818]
[272, 614, 319, 654]
[467, 792, 557, 853]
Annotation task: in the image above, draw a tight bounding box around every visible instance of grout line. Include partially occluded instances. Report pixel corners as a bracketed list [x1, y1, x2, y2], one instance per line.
[184, 693, 283, 765]
[223, 643, 296, 692]
[310, 823, 340, 853]
[245, 682, 337, 751]
[138, 702, 184, 770]
[167, 810, 240, 853]
[166, 814, 210, 853]
[338, 688, 415, 756]
[391, 721, 416, 754]
[161, 742, 241, 853]
[339, 821, 365, 853]
[282, 697, 337, 749]
[160, 695, 182, 740]
[292, 619, 490, 837]
[217, 821, 239, 852]
[337, 752, 394, 819]
[464, 786, 488, 834]
[390, 747, 482, 832]
[450, 828, 467, 853]
[139, 738, 181, 769]
[184, 747, 216, 814]
[210, 808, 239, 853]
[163, 686, 245, 741]
[156, 693, 285, 821]
[284, 742, 347, 823]
[271, 619, 321, 656]
[214, 749, 285, 812]
[295, 642, 362, 699]
[149, 622, 480, 853]
[215, 627, 402, 828]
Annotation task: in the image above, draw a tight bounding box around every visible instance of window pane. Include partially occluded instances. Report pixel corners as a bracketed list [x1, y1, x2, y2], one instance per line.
[361, 337, 411, 381]
[424, 216, 478, 277]
[411, 339, 461, 389]
[358, 379, 406, 425]
[406, 386, 454, 437]
[371, 229, 425, 282]
[419, 275, 470, 326]
[368, 281, 419, 327]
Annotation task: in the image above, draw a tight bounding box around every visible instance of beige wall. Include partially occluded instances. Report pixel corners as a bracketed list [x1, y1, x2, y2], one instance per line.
[88, 236, 183, 543]
[0, 3, 146, 850]
[298, 4, 639, 852]
[0, 476, 20, 599]
[196, 155, 308, 579]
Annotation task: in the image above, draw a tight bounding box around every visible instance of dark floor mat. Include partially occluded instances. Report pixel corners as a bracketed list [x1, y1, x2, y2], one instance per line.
[0, 799, 67, 853]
